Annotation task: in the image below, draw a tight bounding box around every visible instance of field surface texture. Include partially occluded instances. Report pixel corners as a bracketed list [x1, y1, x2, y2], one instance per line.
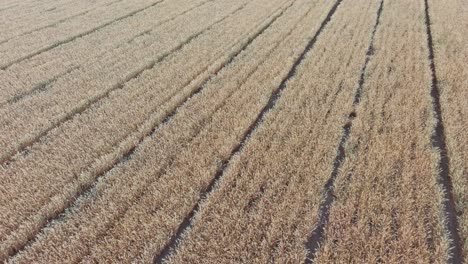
[0, 0, 466, 263]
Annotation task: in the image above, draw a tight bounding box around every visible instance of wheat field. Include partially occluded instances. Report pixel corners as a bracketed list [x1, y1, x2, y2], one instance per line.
[0, 0, 466, 263]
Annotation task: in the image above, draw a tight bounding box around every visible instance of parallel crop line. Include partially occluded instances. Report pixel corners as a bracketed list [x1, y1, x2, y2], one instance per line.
[303, 1, 384, 262]
[0, 0, 80, 19]
[423, 0, 462, 262]
[1, 0, 215, 108]
[125, 0, 216, 44]
[0, 9, 89, 45]
[3, 2, 285, 261]
[1, 3, 250, 260]
[0, 0, 124, 45]
[105, 0, 124, 7]
[0, 66, 80, 108]
[54, 0, 302, 260]
[0, 0, 166, 70]
[0, 2, 243, 167]
[153, 0, 344, 262]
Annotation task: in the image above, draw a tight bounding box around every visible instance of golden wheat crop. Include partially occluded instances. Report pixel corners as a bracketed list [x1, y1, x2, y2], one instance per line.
[0, 0, 465, 262]
[428, 0, 468, 259]
[315, 0, 451, 262]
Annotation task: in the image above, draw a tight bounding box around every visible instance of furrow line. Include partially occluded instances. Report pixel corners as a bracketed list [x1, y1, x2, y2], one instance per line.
[0, 0, 166, 70]
[2, 2, 289, 261]
[119, 0, 383, 261]
[0, 0, 88, 23]
[0, 3, 244, 167]
[0, 0, 124, 45]
[0, 10, 91, 45]
[153, 0, 344, 262]
[0, 0, 272, 250]
[118, 0, 293, 162]
[0, 0, 130, 41]
[304, 0, 384, 262]
[423, 0, 462, 262]
[0, 0, 215, 107]
[313, 0, 453, 261]
[7, 0, 306, 260]
[8, 0, 338, 261]
[1, 66, 80, 107]
[105, 0, 124, 7]
[125, 0, 216, 44]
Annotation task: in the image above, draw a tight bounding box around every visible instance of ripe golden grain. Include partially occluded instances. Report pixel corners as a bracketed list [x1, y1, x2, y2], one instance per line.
[0, 0, 465, 262]
[428, 0, 468, 259]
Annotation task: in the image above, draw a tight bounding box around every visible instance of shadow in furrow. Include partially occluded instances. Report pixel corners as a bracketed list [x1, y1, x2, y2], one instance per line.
[153, 0, 345, 262]
[105, 0, 125, 7]
[1, 66, 80, 108]
[1, 4, 250, 261]
[127, 0, 216, 44]
[1, 0, 215, 111]
[0, 3, 244, 167]
[3, 1, 286, 261]
[0, 0, 166, 70]
[304, 1, 384, 263]
[0, 9, 90, 45]
[304, 121, 351, 263]
[423, 0, 462, 262]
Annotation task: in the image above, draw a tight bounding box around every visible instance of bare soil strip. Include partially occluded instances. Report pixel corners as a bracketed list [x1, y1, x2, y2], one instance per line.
[304, 1, 384, 262]
[314, 0, 451, 262]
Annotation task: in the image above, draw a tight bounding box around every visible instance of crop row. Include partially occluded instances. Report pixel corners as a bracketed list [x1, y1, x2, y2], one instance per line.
[168, 0, 387, 262]
[7, 0, 338, 262]
[316, 0, 451, 262]
[428, 0, 467, 259]
[0, 0, 292, 261]
[0, 0, 160, 68]
[0, 0, 244, 163]
[0, 0, 212, 103]
[1, 0, 463, 262]
[0, 0, 124, 42]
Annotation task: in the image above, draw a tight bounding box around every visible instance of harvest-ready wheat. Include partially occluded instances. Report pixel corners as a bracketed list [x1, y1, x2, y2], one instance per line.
[0, 0, 465, 262]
